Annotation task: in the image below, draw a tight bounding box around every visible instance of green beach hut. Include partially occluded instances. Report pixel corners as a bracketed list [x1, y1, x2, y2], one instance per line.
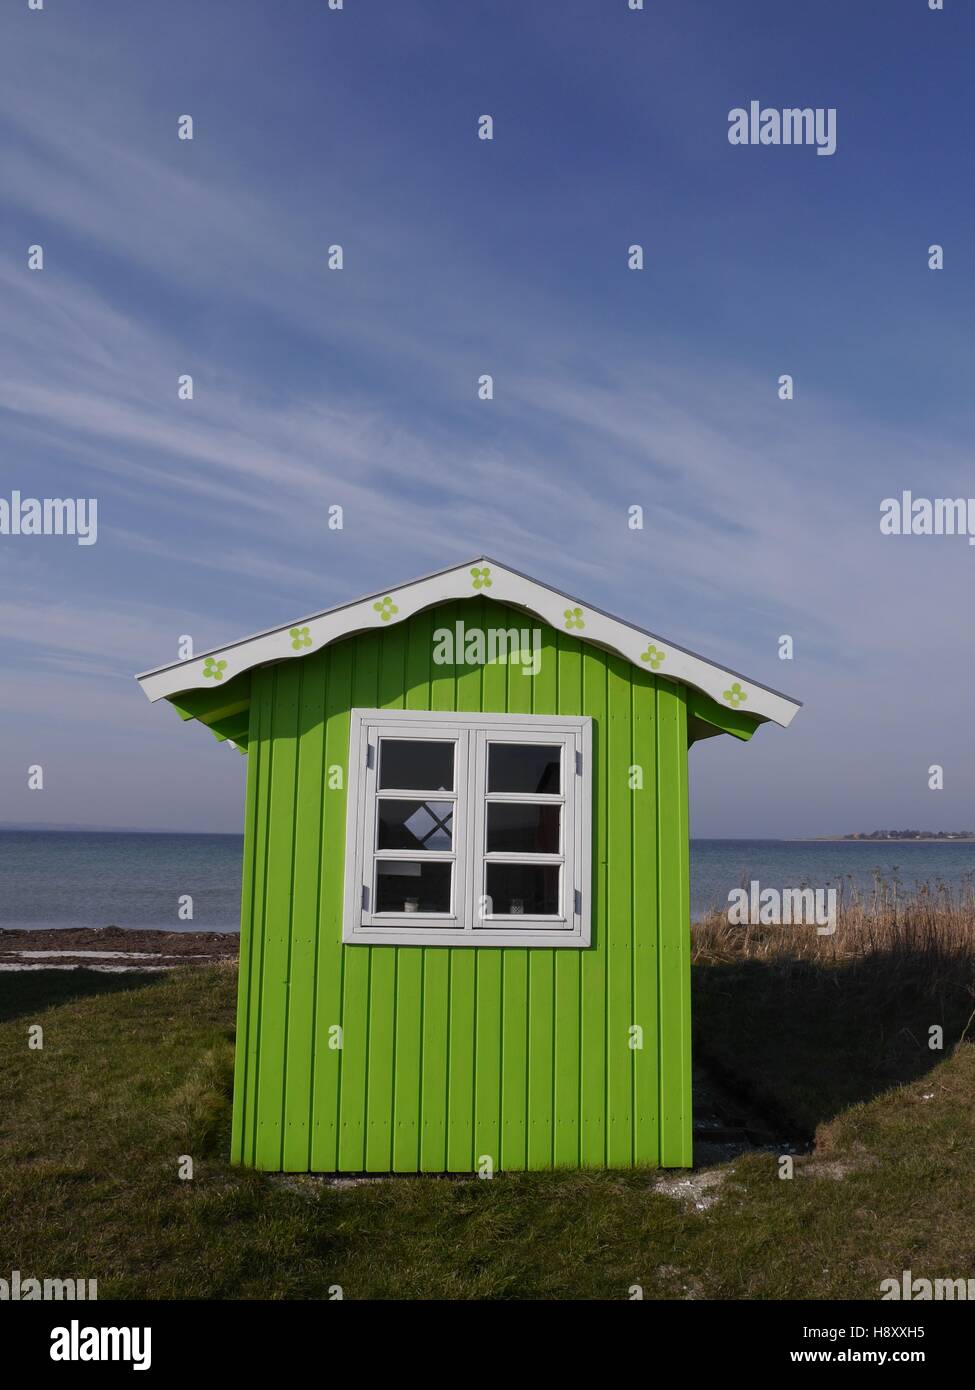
[136, 558, 800, 1173]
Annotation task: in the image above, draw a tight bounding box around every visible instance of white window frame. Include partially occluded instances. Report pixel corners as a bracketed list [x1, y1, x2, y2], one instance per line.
[343, 709, 592, 948]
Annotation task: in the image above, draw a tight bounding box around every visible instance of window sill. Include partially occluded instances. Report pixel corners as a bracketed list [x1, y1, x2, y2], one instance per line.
[343, 923, 590, 949]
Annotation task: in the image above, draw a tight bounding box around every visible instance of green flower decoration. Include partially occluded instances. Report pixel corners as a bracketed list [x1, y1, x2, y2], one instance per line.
[289, 626, 312, 651]
[203, 657, 227, 681]
[640, 644, 666, 670]
[471, 566, 492, 590]
[564, 607, 585, 630]
[723, 682, 747, 708]
[373, 595, 399, 622]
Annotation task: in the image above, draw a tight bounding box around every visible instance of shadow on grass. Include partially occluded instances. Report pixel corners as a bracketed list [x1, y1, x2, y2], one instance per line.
[0, 968, 167, 1024]
[693, 947, 975, 1139]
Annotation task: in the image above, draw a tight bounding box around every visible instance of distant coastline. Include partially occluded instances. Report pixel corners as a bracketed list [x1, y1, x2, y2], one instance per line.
[799, 834, 975, 843]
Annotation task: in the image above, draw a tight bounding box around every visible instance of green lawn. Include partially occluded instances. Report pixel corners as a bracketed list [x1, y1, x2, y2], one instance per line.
[0, 961, 972, 1300]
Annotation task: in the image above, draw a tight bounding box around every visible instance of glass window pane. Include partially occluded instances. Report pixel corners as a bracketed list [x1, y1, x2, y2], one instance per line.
[486, 802, 560, 855]
[379, 738, 454, 791]
[485, 863, 560, 917]
[375, 860, 452, 914]
[377, 799, 453, 851]
[488, 743, 561, 795]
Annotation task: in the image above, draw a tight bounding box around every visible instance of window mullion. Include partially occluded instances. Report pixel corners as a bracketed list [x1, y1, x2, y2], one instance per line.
[462, 727, 476, 935]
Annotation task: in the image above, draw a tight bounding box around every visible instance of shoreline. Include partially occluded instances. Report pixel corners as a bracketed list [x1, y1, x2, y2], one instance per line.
[0, 926, 238, 972]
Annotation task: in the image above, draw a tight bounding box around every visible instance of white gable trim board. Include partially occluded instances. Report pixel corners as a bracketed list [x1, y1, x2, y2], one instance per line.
[135, 557, 801, 729]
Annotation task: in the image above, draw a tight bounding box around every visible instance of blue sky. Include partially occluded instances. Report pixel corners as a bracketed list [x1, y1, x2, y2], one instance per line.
[1, 0, 973, 836]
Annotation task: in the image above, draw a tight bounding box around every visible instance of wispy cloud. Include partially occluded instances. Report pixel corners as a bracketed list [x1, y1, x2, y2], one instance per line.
[1, 1, 972, 834]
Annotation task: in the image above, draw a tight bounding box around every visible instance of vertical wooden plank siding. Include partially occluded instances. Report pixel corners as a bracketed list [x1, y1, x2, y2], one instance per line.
[283, 662, 323, 1169]
[338, 634, 379, 1169]
[553, 631, 583, 1167]
[631, 674, 660, 1163]
[655, 680, 693, 1166]
[254, 665, 299, 1169]
[579, 646, 608, 1165]
[606, 654, 634, 1166]
[233, 599, 693, 1171]
[230, 676, 265, 1165]
[310, 640, 353, 1170]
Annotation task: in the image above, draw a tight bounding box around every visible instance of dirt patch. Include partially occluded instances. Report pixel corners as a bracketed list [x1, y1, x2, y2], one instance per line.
[653, 1168, 728, 1211]
[797, 1150, 881, 1181]
[0, 926, 238, 971]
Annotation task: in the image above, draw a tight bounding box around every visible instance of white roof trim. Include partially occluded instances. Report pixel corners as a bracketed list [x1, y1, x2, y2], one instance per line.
[135, 556, 801, 729]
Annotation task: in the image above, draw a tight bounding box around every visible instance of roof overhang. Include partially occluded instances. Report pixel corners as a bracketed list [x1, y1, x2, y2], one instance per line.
[135, 556, 801, 731]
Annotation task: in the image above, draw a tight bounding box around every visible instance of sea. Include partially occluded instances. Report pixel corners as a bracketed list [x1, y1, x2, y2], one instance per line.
[1, 830, 974, 932]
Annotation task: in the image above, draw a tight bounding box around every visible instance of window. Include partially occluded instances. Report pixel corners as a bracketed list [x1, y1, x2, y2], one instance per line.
[343, 710, 591, 947]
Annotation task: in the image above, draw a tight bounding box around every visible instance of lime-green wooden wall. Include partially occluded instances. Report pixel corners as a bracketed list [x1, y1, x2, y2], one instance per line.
[230, 597, 692, 1171]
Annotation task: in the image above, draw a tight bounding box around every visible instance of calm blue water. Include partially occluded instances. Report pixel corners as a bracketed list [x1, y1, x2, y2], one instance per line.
[690, 838, 975, 917]
[0, 831, 244, 932]
[1, 831, 973, 931]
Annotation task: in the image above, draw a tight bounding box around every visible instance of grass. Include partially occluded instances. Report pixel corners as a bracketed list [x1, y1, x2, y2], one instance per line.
[1, 888, 973, 1300]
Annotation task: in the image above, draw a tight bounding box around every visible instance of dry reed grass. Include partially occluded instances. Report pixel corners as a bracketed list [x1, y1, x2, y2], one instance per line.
[693, 873, 975, 975]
